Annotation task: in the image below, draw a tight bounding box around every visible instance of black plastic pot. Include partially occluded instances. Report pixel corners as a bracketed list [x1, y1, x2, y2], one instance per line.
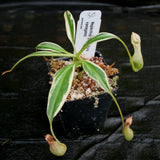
[51, 52, 114, 137]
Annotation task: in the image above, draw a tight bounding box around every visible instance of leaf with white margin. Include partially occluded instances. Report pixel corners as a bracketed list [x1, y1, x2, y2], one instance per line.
[79, 32, 118, 55]
[64, 10, 76, 46]
[36, 42, 70, 54]
[2, 51, 75, 76]
[47, 63, 75, 122]
[79, 32, 143, 72]
[82, 60, 111, 94]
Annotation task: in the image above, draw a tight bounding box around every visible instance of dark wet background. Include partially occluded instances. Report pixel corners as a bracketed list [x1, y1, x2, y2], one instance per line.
[0, 1, 160, 160]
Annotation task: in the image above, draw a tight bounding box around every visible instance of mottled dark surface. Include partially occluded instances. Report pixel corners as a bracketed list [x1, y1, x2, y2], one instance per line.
[0, 2, 160, 160]
[0, 0, 160, 7]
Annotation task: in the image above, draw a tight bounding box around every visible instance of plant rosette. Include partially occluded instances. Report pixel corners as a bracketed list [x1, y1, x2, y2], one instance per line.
[2, 10, 144, 156]
[46, 52, 119, 137]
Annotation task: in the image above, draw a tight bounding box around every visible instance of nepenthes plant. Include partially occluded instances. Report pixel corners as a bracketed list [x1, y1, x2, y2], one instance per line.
[2, 10, 143, 156]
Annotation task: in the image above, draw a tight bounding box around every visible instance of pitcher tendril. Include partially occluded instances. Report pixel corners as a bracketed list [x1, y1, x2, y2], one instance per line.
[2, 10, 144, 156]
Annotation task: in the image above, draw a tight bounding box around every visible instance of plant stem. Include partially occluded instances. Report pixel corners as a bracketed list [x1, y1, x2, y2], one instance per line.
[110, 92, 125, 129]
[50, 122, 61, 143]
[71, 41, 78, 55]
[116, 37, 132, 60]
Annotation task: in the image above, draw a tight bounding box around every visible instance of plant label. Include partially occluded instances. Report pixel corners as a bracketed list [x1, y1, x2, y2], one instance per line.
[75, 10, 102, 58]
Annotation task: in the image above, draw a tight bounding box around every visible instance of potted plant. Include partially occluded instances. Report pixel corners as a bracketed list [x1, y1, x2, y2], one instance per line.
[2, 10, 143, 156]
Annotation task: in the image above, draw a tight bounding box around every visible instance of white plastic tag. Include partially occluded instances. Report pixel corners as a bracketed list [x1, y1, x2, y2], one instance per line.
[75, 10, 102, 58]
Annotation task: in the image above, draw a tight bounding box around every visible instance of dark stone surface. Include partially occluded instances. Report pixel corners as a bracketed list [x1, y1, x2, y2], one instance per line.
[0, 0, 159, 7]
[0, 2, 160, 160]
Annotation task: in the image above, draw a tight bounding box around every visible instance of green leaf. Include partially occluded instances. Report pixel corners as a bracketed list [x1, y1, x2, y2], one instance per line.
[36, 42, 70, 54]
[82, 60, 111, 94]
[79, 32, 144, 72]
[47, 63, 75, 122]
[79, 32, 118, 55]
[64, 10, 76, 46]
[2, 51, 75, 75]
[83, 61, 126, 130]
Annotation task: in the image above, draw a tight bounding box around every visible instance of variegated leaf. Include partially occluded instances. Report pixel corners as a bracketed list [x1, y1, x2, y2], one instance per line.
[79, 32, 118, 54]
[83, 60, 126, 131]
[47, 63, 75, 122]
[2, 51, 75, 75]
[80, 32, 144, 72]
[64, 10, 75, 46]
[82, 60, 111, 94]
[36, 42, 70, 54]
